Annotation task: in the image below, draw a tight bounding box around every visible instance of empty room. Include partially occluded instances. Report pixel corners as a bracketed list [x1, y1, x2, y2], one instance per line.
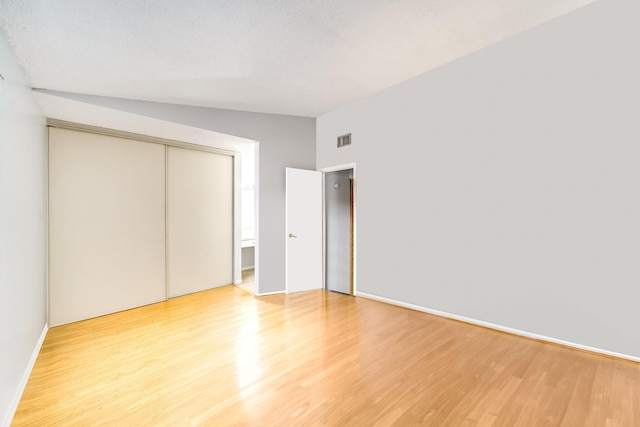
[1, 0, 639, 425]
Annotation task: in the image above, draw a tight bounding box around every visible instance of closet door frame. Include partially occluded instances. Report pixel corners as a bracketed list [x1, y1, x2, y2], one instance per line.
[47, 119, 240, 325]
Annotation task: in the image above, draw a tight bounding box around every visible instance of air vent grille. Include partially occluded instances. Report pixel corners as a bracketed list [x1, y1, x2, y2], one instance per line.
[337, 133, 351, 148]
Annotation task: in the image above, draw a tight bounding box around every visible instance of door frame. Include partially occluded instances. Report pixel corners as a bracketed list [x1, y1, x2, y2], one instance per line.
[319, 163, 357, 295]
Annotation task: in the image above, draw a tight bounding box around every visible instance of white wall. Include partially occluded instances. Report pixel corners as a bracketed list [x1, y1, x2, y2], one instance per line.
[317, 0, 640, 358]
[32, 91, 316, 294]
[0, 34, 47, 425]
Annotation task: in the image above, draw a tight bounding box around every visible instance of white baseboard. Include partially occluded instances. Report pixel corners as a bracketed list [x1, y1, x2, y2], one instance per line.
[234, 280, 243, 285]
[255, 290, 285, 296]
[2, 323, 48, 427]
[241, 266, 255, 271]
[357, 292, 640, 363]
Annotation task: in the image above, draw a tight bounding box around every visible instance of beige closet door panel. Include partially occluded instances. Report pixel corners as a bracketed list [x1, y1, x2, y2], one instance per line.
[167, 146, 233, 297]
[49, 128, 166, 326]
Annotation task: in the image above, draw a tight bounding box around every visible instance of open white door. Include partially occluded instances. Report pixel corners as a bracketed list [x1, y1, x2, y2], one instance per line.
[286, 167, 322, 293]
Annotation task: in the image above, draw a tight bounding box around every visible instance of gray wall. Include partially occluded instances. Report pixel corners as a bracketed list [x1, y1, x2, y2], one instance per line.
[0, 34, 47, 425]
[317, 0, 640, 358]
[242, 246, 255, 270]
[35, 92, 316, 294]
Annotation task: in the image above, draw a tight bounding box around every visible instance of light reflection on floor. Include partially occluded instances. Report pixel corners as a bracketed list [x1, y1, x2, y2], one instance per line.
[235, 298, 263, 397]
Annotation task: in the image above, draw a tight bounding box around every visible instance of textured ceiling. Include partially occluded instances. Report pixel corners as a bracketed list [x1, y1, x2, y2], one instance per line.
[0, 0, 595, 117]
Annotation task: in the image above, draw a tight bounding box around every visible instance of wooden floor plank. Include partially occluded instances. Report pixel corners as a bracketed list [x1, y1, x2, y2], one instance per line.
[11, 286, 640, 426]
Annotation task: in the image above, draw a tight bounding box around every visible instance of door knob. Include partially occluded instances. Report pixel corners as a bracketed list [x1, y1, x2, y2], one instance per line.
[288, 233, 297, 238]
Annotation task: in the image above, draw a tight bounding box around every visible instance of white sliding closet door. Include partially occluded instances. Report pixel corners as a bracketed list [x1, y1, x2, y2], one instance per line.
[49, 128, 166, 326]
[167, 146, 233, 297]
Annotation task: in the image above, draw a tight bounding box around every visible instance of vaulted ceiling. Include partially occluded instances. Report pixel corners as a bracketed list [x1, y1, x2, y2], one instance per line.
[1, 0, 594, 117]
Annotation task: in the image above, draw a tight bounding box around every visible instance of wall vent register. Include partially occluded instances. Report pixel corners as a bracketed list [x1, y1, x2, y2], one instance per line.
[337, 133, 351, 148]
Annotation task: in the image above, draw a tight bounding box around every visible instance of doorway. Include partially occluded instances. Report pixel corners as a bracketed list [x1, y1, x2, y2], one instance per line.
[238, 141, 257, 294]
[324, 168, 355, 295]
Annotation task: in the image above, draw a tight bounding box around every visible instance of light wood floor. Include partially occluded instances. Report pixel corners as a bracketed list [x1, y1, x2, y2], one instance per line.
[13, 287, 640, 426]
